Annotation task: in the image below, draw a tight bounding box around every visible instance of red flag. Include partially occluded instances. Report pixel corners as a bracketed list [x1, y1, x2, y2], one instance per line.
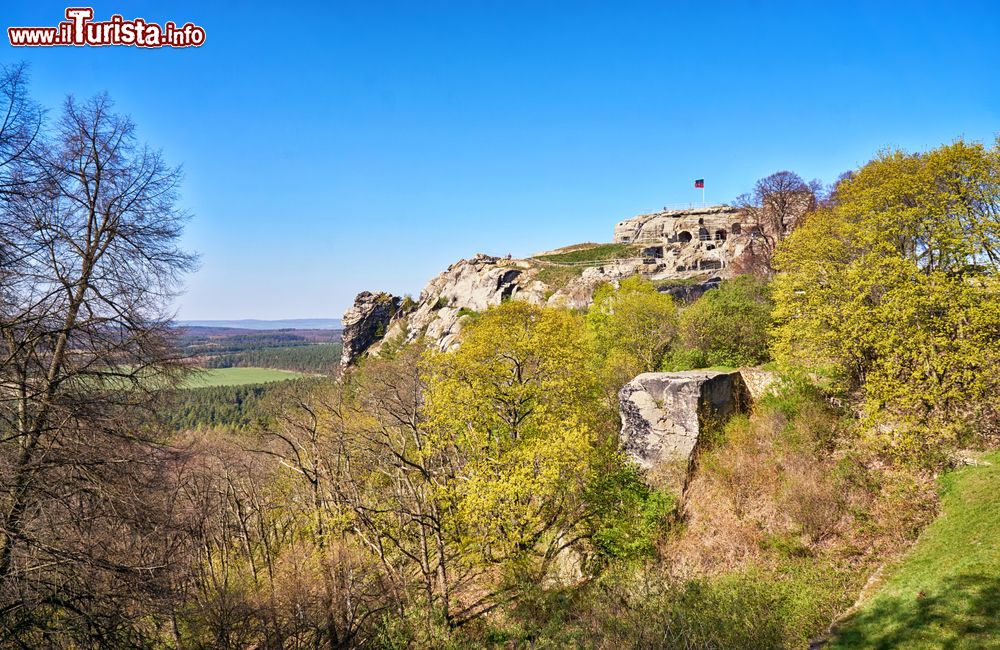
[694, 179, 705, 188]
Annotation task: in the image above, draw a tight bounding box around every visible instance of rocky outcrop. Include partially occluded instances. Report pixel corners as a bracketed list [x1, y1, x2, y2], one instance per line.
[740, 367, 781, 401]
[339, 198, 812, 367]
[659, 277, 722, 303]
[614, 205, 744, 244]
[619, 371, 750, 474]
[380, 253, 549, 353]
[339, 251, 730, 367]
[544, 258, 657, 309]
[338, 254, 551, 367]
[339, 291, 401, 367]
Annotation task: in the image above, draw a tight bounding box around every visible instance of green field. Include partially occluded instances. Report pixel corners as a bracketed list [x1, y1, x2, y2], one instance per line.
[182, 367, 307, 388]
[829, 450, 1000, 649]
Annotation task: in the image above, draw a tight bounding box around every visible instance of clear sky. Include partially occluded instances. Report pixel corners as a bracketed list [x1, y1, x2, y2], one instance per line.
[3, 1, 998, 319]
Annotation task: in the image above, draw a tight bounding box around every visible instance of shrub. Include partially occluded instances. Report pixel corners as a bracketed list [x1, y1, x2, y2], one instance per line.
[674, 276, 774, 368]
[587, 276, 678, 376]
[660, 346, 708, 371]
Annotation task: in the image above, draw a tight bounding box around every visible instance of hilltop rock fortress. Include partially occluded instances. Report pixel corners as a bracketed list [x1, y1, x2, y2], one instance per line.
[340, 201, 809, 370]
[612, 204, 748, 274]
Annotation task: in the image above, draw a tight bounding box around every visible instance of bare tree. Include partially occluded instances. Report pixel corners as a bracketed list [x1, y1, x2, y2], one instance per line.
[733, 170, 818, 276]
[0, 64, 44, 346]
[0, 92, 196, 643]
[0, 63, 42, 200]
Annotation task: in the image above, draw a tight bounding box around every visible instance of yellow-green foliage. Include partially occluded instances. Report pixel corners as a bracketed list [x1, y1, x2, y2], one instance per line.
[668, 276, 774, 369]
[771, 139, 1000, 460]
[424, 302, 622, 570]
[587, 276, 678, 379]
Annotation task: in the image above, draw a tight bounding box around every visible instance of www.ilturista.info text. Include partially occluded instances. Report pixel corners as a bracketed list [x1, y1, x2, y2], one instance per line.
[8, 8, 205, 48]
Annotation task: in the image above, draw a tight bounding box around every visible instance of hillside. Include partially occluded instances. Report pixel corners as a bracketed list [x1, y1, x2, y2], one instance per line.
[828, 451, 1000, 649]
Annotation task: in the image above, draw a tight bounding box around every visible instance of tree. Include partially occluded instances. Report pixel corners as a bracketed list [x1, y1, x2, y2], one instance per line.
[771, 139, 1000, 460]
[0, 63, 42, 199]
[670, 276, 774, 369]
[0, 64, 43, 350]
[733, 171, 819, 276]
[421, 303, 609, 620]
[586, 276, 678, 400]
[0, 93, 196, 642]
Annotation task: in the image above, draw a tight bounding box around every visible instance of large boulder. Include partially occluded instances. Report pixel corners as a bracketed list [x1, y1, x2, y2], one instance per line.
[619, 370, 750, 474]
[339, 291, 401, 367]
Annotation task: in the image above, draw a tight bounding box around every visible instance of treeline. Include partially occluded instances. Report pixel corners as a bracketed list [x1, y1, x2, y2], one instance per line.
[163, 377, 324, 431]
[204, 342, 342, 374]
[181, 332, 317, 356]
[164, 384, 272, 431]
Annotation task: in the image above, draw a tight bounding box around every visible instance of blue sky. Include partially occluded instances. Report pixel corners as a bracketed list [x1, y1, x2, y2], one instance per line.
[3, 1, 998, 319]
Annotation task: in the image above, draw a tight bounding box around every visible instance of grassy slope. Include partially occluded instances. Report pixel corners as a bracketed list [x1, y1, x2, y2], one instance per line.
[183, 367, 307, 388]
[531, 242, 644, 290]
[533, 242, 640, 264]
[829, 450, 1000, 649]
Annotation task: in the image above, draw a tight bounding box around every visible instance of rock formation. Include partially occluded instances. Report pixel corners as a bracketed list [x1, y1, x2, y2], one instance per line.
[339, 291, 402, 367]
[339, 202, 810, 367]
[338, 255, 550, 366]
[619, 370, 750, 473]
[613, 205, 749, 279]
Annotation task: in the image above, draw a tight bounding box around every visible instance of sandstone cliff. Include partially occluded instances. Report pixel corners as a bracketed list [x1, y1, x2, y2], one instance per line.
[339, 291, 401, 368]
[338, 251, 724, 367]
[338, 202, 810, 367]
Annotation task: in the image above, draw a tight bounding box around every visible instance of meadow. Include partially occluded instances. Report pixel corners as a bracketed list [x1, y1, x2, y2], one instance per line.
[182, 367, 307, 388]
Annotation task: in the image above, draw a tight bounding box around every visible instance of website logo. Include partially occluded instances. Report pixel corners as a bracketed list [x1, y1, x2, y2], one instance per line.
[8, 7, 206, 48]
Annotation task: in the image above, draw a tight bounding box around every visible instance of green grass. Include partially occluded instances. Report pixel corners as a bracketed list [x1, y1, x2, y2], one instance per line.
[531, 243, 645, 290]
[534, 264, 586, 289]
[533, 242, 641, 265]
[182, 367, 307, 388]
[828, 450, 1000, 649]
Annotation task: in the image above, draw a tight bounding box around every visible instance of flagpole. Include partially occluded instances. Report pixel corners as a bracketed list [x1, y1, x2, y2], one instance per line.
[702, 185, 705, 206]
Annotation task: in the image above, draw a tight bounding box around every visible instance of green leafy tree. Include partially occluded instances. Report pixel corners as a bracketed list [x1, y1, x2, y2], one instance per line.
[424, 303, 604, 572]
[667, 277, 774, 369]
[771, 138, 1000, 460]
[587, 276, 678, 402]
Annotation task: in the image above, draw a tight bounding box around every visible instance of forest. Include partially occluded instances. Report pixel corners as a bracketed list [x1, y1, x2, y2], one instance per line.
[203, 342, 343, 374]
[0, 61, 998, 649]
[178, 327, 340, 356]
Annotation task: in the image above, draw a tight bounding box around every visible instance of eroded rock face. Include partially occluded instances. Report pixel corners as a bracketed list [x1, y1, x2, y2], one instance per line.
[339, 291, 401, 367]
[740, 367, 781, 401]
[339, 254, 551, 368]
[381, 253, 549, 353]
[619, 371, 750, 471]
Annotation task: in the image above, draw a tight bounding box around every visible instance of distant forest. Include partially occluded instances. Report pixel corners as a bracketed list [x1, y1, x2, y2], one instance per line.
[204, 342, 343, 374]
[164, 377, 323, 431]
[178, 327, 340, 356]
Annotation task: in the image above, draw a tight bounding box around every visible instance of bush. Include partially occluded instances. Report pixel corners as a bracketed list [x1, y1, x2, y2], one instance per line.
[660, 346, 708, 371]
[586, 463, 675, 565]
[673, 276, 774, 368]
